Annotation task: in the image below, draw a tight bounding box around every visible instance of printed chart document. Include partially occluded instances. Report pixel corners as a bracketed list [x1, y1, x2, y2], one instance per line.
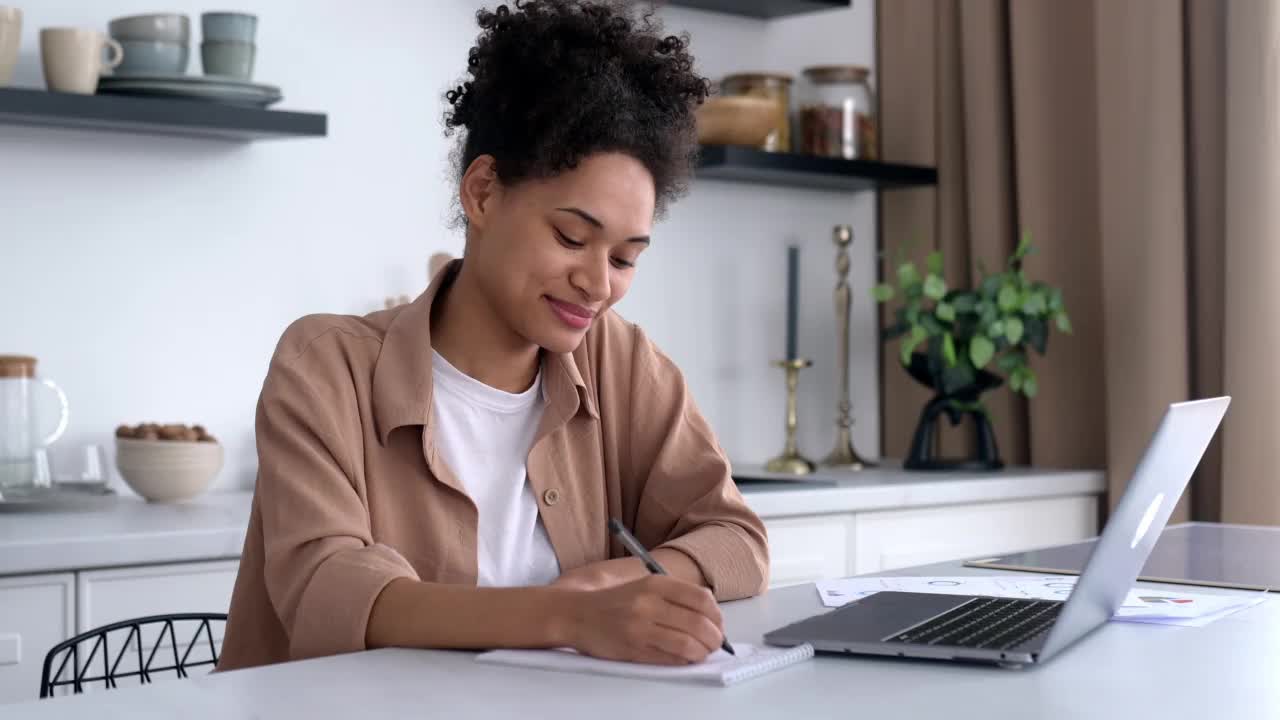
[814, 576, 1268, 627]
[475, 642, 813, 687]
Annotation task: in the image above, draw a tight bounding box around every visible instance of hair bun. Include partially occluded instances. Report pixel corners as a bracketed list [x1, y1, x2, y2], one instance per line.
[442, 0, 710, 217]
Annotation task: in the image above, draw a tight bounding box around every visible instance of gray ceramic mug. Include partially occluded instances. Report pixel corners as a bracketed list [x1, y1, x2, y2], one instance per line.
[201, 41, 253, 80]
[200, 12, 256, 43]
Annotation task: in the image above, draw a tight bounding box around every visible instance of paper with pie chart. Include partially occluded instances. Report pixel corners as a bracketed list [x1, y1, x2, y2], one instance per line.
[813, 575, 1268, 627]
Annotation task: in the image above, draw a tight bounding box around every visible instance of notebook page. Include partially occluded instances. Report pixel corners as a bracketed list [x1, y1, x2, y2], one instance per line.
[475, 642, 814, 687]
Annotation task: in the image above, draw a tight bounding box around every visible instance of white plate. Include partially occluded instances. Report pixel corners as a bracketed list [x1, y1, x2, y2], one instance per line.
[98, 74, 282, 107]
[0, 485, 117, 513]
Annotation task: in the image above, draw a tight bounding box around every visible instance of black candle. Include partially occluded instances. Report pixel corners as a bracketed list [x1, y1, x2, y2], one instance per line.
[786, 244, 798, 360]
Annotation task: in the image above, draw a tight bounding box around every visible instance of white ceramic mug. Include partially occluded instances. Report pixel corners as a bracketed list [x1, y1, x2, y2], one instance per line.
[0, 7, 20, 87]
[40, 28, 123, 94]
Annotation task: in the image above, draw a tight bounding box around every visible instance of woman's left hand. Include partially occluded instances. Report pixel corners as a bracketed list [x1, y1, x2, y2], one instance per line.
[553, 557, 646, 592]
[553, 548, 711, 592]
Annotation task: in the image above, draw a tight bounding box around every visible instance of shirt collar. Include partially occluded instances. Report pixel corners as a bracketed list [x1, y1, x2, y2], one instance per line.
[372, 260, 598, 446]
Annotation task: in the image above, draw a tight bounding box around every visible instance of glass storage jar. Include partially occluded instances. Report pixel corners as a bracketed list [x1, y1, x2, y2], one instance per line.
[798, 65, 877, 160]
[720, 72, 793, 153]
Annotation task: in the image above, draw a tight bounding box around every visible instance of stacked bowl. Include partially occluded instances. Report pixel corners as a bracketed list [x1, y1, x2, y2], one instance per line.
[108, 13, 189, 76]
[200, 12, 256, 80]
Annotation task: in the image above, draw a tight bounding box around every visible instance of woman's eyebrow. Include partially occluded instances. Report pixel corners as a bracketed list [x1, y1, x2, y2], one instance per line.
[555, 207, 650, 244]
[555, 206, 604, 228]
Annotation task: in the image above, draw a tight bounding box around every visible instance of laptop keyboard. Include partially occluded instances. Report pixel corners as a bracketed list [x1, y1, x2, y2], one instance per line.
[884, 597, 1063, 651]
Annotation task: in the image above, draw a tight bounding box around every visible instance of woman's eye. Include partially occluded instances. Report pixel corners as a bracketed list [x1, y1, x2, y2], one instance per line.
[611, 257, 635, 269]
[554, 229, 584, 248]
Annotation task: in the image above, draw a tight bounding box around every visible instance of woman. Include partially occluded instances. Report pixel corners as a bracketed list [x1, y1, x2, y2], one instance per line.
[218, 0, 768, 671]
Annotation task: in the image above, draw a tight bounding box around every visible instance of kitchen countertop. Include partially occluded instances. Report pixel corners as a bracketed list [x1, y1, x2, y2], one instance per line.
[0, 492, 252, 576]
[0, 465, 1105, 577]
[734, 464, 1105, 517]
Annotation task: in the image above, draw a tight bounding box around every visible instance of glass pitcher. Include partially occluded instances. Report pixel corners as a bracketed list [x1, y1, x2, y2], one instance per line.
[0, 355, 70, 491]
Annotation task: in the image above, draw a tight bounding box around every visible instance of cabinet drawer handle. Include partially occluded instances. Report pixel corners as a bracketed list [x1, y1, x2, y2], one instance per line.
[0, 633, 21, 666]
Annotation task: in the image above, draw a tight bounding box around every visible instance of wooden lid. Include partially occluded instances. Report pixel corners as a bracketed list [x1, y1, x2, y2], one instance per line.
[722, 72, 794, 86]
[0, 355, 36, 378]
[802, 65, 870, 84]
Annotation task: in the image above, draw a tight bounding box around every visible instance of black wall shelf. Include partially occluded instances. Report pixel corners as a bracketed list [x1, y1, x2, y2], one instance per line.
[696, 145, 937, 192]
[0, 87, 326, 141]
[666, 0, 850, 19]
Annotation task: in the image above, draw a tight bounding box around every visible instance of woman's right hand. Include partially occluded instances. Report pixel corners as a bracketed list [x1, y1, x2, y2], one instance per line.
[561, 575, 726, 665]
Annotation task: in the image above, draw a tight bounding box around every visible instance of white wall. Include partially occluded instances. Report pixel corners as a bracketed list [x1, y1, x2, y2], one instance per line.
[1, 0, 880, 495]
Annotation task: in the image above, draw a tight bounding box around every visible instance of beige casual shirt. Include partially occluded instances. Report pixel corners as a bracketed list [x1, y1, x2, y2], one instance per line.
[217, 262, 770, 671]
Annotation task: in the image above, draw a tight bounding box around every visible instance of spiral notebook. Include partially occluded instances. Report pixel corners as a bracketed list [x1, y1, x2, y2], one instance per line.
[475, 642, 814, 687]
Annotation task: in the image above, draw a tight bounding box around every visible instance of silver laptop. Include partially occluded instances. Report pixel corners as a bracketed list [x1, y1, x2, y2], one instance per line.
[764, 397, 1231, 668]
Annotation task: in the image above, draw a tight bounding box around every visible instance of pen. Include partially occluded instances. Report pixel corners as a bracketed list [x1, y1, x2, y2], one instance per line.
[607, 517, 736, 656]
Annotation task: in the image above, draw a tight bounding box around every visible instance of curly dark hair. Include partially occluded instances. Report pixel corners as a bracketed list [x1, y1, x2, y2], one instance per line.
[444, 0, 710, 218]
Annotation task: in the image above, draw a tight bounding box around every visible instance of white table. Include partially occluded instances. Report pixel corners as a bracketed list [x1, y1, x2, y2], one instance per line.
[8, 559, 1275, 719]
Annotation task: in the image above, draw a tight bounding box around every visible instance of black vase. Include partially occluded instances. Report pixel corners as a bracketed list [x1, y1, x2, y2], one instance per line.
[901, 353, 1005, 471]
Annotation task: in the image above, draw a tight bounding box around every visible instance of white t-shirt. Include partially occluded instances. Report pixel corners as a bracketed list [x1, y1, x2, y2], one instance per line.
[430, 350, 561, 587]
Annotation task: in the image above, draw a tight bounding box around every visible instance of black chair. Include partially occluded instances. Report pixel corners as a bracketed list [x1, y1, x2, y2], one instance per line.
[40, 613, 227, 699]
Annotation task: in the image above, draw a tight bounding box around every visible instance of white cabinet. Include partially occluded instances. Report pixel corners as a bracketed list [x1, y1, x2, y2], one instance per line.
[852, 496, 1098, 574]
[68, 560, 237, 697]
[77, 560, 238, 635]
[743, 465, 1104, 587]
[763, 515, 852, 587]
[763, 495, 1100, 587]
[0, 573, 75, 704]
[0, 561, 239, 706]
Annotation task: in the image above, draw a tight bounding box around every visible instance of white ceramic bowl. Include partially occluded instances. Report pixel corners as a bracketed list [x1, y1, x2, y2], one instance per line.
[115, 437, 222, 503]
[115, 40, 188, 76]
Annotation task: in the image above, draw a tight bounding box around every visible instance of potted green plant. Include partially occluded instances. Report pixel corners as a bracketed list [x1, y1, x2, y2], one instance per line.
[871, 234, 1072, 470]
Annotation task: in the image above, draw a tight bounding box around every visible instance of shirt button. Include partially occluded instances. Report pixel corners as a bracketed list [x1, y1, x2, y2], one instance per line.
[543, 488, 561, 506]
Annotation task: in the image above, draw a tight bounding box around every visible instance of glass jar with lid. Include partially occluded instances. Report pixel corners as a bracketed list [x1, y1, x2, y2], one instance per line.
[719, 72, 793, 153]
[798, 65, 877, 160]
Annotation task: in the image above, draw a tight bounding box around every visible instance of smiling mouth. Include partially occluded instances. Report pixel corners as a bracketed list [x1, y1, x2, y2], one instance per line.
[545, 296, 596, 330]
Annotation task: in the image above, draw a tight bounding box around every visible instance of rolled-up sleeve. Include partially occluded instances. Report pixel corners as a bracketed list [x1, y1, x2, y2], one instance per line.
[625, 326, 769, 599]
[255, 340, 418, 660]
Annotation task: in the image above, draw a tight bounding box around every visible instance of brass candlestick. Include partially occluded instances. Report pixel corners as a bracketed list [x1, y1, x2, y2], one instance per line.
[823, 225, 874, 470]
[765, 358, 816, 475]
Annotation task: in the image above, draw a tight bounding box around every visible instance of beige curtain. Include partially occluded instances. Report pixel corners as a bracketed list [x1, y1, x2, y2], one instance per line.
[1222, 0, 1280, 524]
[876, 0, 1280, 526]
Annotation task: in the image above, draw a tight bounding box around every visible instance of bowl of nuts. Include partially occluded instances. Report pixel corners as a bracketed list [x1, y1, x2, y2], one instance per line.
[114, 423, 223, 502]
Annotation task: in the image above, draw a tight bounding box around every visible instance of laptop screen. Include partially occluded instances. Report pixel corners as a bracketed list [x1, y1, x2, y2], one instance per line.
[1037, 397, 1230, 660]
